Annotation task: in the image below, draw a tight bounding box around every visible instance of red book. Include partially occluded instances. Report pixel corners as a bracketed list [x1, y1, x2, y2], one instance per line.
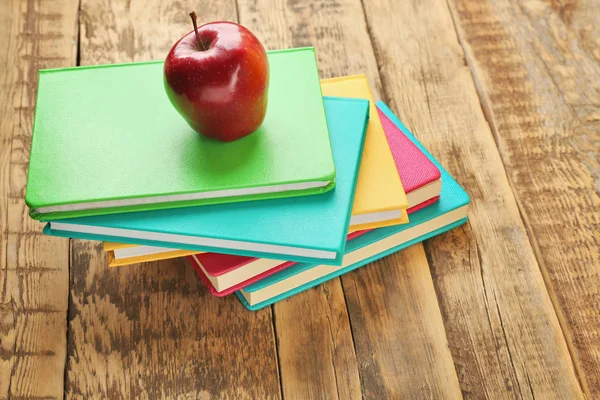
[190, 105, 441, 296]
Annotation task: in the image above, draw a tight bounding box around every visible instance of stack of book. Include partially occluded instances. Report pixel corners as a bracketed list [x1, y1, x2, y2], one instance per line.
[26, 47, 470, 311]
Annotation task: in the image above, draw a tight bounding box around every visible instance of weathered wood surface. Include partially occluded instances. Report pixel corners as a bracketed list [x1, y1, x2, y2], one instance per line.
[66, 1, 281, 398]
[361, 0, 587, 397]
[0, 0, 78, 398]
[447, 0, 600, 397]
[0, 0, 598, 398]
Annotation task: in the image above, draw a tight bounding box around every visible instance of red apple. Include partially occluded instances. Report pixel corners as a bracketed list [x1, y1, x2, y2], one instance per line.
[164, 12, 269, 142]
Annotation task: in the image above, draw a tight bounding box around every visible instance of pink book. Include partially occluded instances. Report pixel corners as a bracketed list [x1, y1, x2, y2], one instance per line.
[189, 105, 441, 296]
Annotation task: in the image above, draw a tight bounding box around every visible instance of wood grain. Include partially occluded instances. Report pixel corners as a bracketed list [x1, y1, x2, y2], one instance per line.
[238, 0, 462, 398]
[343, 245, 463, 399]
[361, 0, 586, 397]
[67, 246, 280, 398]
[2, 0, 597, 396]
[272, 282, 362, 400]
[446, 0, 600, 396]
[66, 1, 281, 398]
[0, 0, 77, 398]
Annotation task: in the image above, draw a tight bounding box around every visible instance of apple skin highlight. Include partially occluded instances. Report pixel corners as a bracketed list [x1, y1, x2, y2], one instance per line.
[164, 19, 269, 142]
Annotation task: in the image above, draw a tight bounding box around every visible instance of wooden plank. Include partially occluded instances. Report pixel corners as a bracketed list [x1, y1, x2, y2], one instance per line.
[0, 0, 78, 398]
[446, 0, 600, 397]
[272, 282, 362, 399]
[343, 246, 464, 399]
[66, 1, 281, 398]
[237, 0, 462, 398]
[361, 0, 586, 397]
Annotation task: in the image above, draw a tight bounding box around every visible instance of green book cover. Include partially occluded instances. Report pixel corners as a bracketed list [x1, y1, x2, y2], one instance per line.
[26, 47, 335, 220]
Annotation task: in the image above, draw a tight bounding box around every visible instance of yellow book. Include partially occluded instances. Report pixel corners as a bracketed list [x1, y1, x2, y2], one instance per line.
[104, 242, 199, 267]
[105, 75, 408, 267]
[321, 75, 408, 231]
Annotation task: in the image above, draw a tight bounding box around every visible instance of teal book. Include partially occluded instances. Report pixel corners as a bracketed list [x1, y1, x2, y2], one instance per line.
[26, 47, 336, 220]
[236, 102, 471, 310]
[44, 97, 369, 265]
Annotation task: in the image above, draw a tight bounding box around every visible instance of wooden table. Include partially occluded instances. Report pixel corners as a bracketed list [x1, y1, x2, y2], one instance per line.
[1, 0, 598, 398]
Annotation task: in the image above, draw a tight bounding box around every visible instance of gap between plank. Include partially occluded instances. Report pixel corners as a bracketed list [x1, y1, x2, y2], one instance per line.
[64, 239, 74, 400]
[339, 277, 366, 396]
[75, 0, 81, 66]
[233, 0, 241, 23]
[64, 0, 82, 396]
[270, 305, 285, 400]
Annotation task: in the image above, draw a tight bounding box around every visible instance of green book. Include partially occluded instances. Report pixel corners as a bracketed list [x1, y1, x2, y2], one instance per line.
[26, 48, 335, 220]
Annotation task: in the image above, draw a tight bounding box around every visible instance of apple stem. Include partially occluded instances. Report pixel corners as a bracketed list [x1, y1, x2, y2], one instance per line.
[189, 11, 206, 51]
